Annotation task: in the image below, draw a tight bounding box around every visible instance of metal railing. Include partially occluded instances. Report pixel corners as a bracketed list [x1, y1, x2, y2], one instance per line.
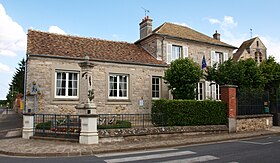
[34, 114, 80, 139]
[98, 113, 167, 128]
[237, 89, 269, 115]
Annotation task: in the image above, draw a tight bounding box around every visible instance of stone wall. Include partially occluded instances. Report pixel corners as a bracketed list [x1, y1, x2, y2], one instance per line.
[98, 125, 228, 142]
[26, 56, 169, 114]
[236, 114, 273, 132]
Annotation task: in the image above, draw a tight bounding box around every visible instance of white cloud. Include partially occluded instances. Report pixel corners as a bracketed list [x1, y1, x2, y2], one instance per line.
[259, 36, 280, 62]
[0, 62, 11, 73]
[208, 18, 220, 25]
[0, 3, 26, 57]
[173, 22, 190, 28]
[48, 26, 66, 34]
[208, 15, 280, 62]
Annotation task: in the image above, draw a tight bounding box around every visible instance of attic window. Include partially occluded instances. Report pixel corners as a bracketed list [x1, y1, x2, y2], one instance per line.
[257, 41, 259, 47]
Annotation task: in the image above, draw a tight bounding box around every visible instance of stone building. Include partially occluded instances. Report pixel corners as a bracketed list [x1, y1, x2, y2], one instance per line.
[233, 37, 267, 64]
[25, 16, 237, 114]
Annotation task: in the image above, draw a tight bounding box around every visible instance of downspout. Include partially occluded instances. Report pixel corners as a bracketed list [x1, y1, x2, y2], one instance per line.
[161, 36, 166, 61]
[23, 54, 28, 113]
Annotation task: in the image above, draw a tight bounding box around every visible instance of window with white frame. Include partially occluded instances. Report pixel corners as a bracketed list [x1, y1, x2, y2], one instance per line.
[211, 51, 228, 66]
[55, 71, 79, 98]
[197, 82, 204, 100]
[166, 44, 188, 64]
[152, 76, 161, 99]
[172, 45, 182, 61]
[109, 74, 128, 99]
[197, 81, 220, 100]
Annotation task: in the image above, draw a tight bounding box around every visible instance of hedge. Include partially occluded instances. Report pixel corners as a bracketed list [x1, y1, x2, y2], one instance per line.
[36, 121, 52, 130]
[152, 99, 227, 126]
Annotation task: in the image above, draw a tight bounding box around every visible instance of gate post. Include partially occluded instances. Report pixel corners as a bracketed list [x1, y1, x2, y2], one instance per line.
[220, 85, 237, 133]
[22, 113, 34, 139]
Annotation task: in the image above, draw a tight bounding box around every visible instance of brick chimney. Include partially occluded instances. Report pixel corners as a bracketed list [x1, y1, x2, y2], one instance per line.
[213, 30, 220, 40]
[139, 16, 152, 39]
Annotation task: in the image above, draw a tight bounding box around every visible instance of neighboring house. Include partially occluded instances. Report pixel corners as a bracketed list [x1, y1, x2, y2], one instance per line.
[25, 16, 237, 114]
[233, 37, 267, 64]
[136, 16, 237, 100]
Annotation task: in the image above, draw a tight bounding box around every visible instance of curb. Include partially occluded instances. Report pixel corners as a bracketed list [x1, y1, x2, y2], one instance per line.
[0, 131, 279, 157]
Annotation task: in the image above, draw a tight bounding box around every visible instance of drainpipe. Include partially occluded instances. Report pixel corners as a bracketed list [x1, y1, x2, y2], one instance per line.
[161, 36, 166, 61]
[23, 54, 28, 113]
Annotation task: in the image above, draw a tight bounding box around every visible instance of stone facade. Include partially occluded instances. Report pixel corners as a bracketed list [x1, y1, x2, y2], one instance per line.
[26, 56, 168, 114]
[236, 114, 273, 132]
[233, 37, 267, 64]
[138, 36, 234, 67]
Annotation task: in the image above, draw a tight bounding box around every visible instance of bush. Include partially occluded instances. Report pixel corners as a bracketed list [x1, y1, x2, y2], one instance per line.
[36, 121, 52, 130]
[97, 120, 132, 129]
[152, 99, 227, 126]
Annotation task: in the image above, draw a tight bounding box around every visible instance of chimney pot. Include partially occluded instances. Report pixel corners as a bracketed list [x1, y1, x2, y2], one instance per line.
[213, 30, 220, 40]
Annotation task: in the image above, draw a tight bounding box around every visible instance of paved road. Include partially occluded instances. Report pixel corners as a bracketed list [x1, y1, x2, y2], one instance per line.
[0, 135, 280, 163]
[0, 109, 22, 137]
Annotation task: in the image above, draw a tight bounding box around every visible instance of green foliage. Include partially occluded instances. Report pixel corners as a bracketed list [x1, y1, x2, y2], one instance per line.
[36, 121, 52, 130]
[206, 59, 265, 89]
[97, 120, 132, 129]
[152, 99, 227, 126]
[260, 56, 280, 90]
[164, 58, 203, 99]
[6, 58, 25, 108]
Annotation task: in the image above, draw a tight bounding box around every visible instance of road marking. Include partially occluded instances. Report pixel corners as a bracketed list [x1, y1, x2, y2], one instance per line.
[239, 140, 273, 145]
[104, 151, 196, 163]
[96, 148, 178, 157]
[160, 155, 219, 163]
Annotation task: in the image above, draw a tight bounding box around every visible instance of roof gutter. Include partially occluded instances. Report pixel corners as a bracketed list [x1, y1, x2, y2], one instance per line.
[27, 54, 168, 68]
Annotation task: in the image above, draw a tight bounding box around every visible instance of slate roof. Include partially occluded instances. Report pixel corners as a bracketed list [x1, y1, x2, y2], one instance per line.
[137, 22, 237, 49]
[27, 30, 165, 66]
[232, 37, 257, 61]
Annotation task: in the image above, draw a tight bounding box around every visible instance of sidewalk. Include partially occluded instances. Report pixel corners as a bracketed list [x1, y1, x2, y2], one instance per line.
[0, 127, 280, 157]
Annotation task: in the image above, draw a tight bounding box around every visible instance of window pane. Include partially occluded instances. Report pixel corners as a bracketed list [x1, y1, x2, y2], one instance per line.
[55, 72, 78, 97]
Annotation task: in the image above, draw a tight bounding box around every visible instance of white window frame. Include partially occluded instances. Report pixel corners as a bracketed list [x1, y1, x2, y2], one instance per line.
[172, 45, 182, 61]
[152, 76, 161, 99]
[197, 82, 204, 100]
[54, 71, 79, 99]
[108, 74, 129, 100]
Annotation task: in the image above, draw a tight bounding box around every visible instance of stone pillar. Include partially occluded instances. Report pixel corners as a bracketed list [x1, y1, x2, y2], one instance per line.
[220, 85, 237, 133]
[22, 113, 34, 139]
[79, 114, 99, 144]
[76, 56, 95, 115]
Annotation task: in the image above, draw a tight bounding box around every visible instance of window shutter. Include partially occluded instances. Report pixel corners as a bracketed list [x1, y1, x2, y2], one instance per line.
[183, 46, 188, 58]
[223, 53, 228, 62]
[166, 44, 172, 64]
[210, 51, 215, 66]
[211, 83, 216, 100]
[205, 81, 210, 99]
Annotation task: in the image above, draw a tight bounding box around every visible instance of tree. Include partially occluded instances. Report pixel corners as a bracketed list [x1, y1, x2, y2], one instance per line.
[6, 59, 25, 108]
[164, 58, 203, 99]
[206, 59, 265, 89]
[259, 56, 280, 91]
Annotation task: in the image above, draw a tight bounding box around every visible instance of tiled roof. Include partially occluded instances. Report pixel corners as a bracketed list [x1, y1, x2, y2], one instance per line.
[152, 23, 237, 48]
[232, 37, 256, 61]
[27, 30, 165, 65]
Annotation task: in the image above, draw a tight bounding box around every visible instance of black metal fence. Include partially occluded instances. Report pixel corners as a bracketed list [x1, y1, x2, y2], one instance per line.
[237, 89, 269, 115]
[34, 114, 80, 139]
[98, 113, 167, 128]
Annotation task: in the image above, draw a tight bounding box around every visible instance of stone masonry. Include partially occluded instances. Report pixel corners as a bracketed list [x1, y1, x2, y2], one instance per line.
[26, 56, 169, 114]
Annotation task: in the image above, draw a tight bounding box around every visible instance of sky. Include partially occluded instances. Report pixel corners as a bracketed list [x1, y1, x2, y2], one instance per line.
[0, 0, 280, 100]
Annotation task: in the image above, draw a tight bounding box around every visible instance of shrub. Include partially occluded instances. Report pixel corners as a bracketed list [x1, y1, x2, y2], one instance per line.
[152, 99, 227, 126]
[97, 120, 132, 129]
[36, 121, 52, 130]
